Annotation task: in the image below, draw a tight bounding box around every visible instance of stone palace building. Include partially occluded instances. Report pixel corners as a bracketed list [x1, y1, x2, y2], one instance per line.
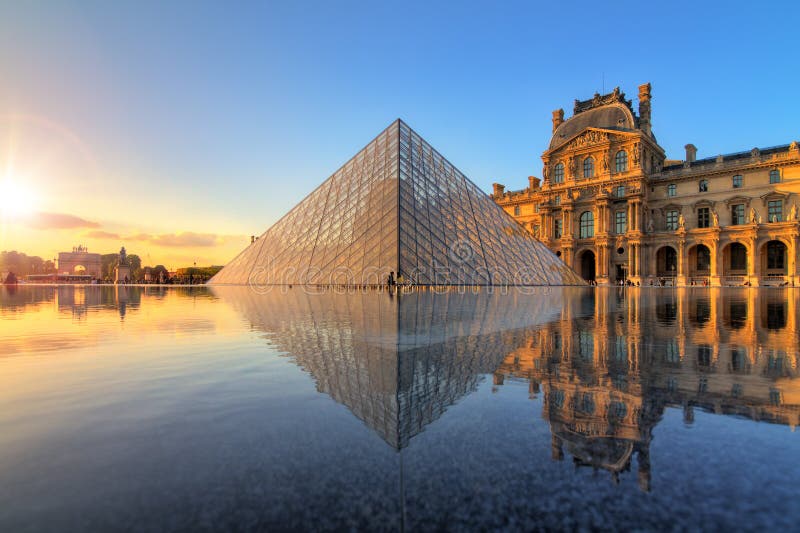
[493, 83, 800, 286]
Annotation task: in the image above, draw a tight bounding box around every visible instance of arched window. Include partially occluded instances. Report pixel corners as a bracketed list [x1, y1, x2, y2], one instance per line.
[767, 241, 786, 270]
[513, 205, 520, 216]
[699, 179, 708, 192]
[553, 163, 564, 183]
[583, 157, 595, 178]
[615, 150, 628, 172]
[697, 246, 711, 271]
[579, 211, 594, 238]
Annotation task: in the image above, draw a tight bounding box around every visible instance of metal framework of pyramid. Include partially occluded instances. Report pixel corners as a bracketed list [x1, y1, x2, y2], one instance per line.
[210, 120, 583, 286]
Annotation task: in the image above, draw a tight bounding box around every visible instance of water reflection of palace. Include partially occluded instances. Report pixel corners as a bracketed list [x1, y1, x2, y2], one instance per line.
[495, 288, 800, 491]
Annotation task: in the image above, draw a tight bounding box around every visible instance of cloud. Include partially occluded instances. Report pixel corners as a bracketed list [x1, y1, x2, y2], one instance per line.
[125, 232, 246, 248]
[24, 212, 100, 230]
[84, 230, 121, 239]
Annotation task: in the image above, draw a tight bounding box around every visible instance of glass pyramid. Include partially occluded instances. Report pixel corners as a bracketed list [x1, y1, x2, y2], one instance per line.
[209, 120, 583, 286]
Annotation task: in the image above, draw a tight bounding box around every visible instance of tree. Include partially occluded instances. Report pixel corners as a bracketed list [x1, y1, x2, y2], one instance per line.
[0, 251, 51, 277]
[127, 254, 142, 280]
[151, 265, 169, 282]
[101, 254, 118, 280]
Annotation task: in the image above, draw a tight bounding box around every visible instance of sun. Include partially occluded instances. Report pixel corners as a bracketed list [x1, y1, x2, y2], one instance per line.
[0, 175, 37, 218]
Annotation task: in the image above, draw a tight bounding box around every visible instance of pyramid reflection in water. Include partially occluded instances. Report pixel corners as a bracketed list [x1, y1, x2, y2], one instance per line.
[214, 286, 566, 448]
[210, 120, 583, 286]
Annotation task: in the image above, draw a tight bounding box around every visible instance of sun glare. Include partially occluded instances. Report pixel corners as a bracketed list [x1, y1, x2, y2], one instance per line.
[0, 176, 37, 217]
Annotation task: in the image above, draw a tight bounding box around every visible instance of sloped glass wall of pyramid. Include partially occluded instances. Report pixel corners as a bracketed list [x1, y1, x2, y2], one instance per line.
[210, 120, 583, 286]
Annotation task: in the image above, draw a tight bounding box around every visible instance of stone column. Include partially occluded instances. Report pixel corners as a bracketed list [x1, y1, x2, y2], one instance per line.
[563, 207, 574, 238]
[746, 238, 759, 286]
[540, 206, 551, 244]
[710, 239, 721, 287]
[627, 243, 635, 281]
[677, 240, 687, 286]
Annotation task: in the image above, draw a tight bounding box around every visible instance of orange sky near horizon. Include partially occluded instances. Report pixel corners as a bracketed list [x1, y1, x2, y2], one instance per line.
[0, 115, 251, 268]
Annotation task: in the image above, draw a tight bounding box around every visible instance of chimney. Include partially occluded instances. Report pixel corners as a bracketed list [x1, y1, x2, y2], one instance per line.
[684, 144, 697, 163]
[638, 83, 652, 135]
[528, 176, 540, 190]
[492, 183, 505, 197]
[552, 109, 564, 133]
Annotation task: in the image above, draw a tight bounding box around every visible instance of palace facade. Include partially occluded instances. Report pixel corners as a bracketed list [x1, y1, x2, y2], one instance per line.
[493, 84, 800, 286]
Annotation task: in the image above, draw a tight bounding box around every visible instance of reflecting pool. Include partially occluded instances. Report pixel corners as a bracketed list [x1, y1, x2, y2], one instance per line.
[1, 285, 798, 531]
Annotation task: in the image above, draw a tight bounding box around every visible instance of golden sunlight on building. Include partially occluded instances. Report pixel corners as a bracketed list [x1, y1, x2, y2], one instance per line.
[493, 84, 800, 286]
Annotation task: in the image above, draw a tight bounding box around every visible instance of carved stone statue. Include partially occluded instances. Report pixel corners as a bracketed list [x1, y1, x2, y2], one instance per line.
[711, 210, 719, 227]
[790, 203, 798, 222]
[750, 207, 758, 224]
[677, 213, 685, 229]
[603, 151, 609, 171]
[647, 217, 654, 233]
[119, 246, 128, 266]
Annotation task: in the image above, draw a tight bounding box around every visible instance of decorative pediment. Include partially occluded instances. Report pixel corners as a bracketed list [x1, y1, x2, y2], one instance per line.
[692, 199, 715, 210]
[760, 191, 789, 201]
[725, 196, 751, 207]
[566, 130, 610, 150]
[547, 127, 638, 156]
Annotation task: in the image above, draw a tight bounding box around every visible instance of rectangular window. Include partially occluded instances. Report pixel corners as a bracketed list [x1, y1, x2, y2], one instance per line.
[554, 195, 561, 206]
[616, 185, 625, 197]
[768, 200, 782, 222]
[615, 211, 627, 234]
[697, 207, 710, 228]
[770, 169, 780, 184]
[667, 184, 676, 197]
[666, 210, 679, 231]
[534, 203, 540, 213]
[553, 219, 562, 239]
[514, 205, 520, 216]
[731, 204, 745, 225]
[732, 175, 743, 188]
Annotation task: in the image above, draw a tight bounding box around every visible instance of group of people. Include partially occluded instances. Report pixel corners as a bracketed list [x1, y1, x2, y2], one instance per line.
[386, 271, 405, 287]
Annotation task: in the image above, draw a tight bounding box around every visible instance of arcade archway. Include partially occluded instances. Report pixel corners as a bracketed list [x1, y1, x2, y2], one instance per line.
[579, 250, 596, 282]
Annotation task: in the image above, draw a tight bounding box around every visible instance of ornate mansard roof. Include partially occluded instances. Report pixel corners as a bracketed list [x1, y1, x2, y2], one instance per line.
[549, 87, 640, 151]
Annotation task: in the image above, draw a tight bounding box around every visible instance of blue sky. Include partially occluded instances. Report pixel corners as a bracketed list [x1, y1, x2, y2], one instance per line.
[0, 0, 798, 264]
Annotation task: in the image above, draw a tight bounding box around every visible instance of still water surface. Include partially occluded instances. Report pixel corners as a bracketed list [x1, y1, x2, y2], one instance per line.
[0, 285, 798, 531]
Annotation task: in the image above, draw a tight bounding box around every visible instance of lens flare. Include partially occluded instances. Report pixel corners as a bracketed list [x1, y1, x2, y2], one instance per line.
[0, 176, 37, 218]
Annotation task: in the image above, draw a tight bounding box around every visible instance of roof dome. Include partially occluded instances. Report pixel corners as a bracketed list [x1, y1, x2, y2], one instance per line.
[549, 102, 636, 150]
